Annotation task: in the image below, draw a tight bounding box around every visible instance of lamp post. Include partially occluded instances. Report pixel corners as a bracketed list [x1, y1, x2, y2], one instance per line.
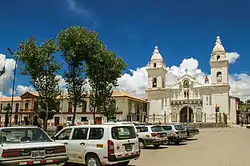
[7, 48, 17, 127]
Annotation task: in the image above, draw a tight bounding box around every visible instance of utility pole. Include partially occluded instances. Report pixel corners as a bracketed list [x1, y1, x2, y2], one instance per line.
[215, 104, 219, 128]
[7, 48, 17, 127]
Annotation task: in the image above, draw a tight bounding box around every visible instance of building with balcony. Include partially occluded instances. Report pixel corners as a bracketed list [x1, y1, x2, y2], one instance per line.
[0, 91, 148, 126]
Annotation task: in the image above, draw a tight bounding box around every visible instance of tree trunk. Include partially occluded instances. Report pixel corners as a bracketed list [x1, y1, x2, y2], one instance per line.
[43, 102, 49, 131]
[93, 106, 96, 124]
[72, 102, 77, 126]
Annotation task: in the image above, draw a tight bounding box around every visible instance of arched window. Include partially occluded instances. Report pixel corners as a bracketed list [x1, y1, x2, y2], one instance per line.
[68, 102, 72, 113]
[216, 71, 222, 82]
[217, 55, 220, 60]
[25, 103, 29, 109]
[15, 103, 19, 112]
[152, 78, 157, 87]
[153, 63, 156, 67]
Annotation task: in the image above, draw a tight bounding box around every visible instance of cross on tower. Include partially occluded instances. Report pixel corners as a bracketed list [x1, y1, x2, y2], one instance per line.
[185, 68, 188, 73]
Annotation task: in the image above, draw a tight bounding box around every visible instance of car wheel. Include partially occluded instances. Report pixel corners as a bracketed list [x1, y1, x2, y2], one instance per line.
[139, 140, 145, 149]
[119, 161, 130, 166]
[154, 145, 160, 148]
[86, 154, 101, 166]
[187, 131, 190, 137]
[175, 141, 179, 145]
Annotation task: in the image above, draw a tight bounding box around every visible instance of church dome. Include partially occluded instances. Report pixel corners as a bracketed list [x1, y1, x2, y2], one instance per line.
[212, 36, 225, 53]
[151, 46, 163, 60]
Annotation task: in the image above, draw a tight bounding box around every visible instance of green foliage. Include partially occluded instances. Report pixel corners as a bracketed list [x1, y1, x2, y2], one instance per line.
[57, 26, 100, 125]
[86, 46, 127, 122]
[15, 37, 61, 130]
[100, 97, 117, 121]
[37, 97, 60, 120]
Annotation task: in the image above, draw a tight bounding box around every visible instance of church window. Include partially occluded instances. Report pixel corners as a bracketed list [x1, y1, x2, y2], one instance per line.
[187, 91, 189, 98]
[184, 91, 186, 98]
[152, 78, 157, 87]
[206, 96, 209, 105]
[216, 72, 222, 82]
[161, 99, 164, 109]
[183, 80, 189, 88]
[217, 55, 220, 61]
[153, 63, 156, 67]
[162, 79, 164, 88]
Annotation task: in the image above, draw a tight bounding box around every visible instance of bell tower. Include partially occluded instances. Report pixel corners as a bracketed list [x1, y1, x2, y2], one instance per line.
[210, 36, 229, 85]
[146, 46, 167, 89]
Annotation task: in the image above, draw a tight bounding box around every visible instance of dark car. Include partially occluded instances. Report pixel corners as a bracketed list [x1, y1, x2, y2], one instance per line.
[181, 125, 199, 137]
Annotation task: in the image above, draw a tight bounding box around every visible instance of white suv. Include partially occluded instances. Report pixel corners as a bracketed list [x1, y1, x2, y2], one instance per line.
[53, 124, 140, 166]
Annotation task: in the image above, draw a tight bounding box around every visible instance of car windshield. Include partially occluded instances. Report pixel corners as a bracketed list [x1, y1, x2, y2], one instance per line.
[112, 126, 137, 140]
[174, 125, 185, 130]
[0, 128, 52, 144]
[151, 126, 165, 132]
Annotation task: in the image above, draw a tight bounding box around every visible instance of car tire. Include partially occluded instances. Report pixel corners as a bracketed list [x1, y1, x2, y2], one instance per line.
[119, 161, 130, 166]
[175, 141, 179, 145]
[187, 131, 190, 137]
[86, 154, 101, 166]
[139, 139, 145, 149]
[154, 145, 160, 148]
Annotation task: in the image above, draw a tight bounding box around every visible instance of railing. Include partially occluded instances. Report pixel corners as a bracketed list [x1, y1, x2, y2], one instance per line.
[19, 109, 35, 112]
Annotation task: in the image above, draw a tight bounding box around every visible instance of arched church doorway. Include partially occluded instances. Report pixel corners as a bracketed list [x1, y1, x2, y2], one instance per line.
[180, 106, 194, 123]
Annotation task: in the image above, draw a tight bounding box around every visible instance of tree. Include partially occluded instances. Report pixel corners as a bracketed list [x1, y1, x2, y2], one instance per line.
[58, 26, 100, 125]
[3, 104, 11, 127]
[100, 97, 117, 122]
[15, 37, 61, 131]
[86, 48, 126, 123]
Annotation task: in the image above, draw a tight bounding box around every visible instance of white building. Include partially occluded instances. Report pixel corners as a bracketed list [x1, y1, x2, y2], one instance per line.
[146, 36, 237, 124]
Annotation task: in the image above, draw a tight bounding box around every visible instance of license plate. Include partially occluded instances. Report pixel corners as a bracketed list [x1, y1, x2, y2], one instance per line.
[125, 145, 132, 152]
[31, 150, 45, 158]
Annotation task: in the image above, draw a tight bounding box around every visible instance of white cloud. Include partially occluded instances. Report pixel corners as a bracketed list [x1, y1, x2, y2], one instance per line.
[117, 67, 148, 97]
[226, 52, 240, 64]
[66, 0, 96, 25]
[117, 53, 249, 100]
[14, 85, 36, 96]
[0, 54, 16, 94]
[117, 58, 207, 97]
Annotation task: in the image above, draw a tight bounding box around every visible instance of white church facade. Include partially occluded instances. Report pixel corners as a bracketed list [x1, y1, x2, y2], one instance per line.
[146, 36, 237, 124]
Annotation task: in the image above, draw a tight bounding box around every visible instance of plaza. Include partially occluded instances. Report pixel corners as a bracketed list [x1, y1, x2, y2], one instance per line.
[61, 127, 250, 166]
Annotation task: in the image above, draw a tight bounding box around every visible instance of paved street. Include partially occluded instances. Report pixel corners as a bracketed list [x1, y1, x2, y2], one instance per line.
[59, 127, 250, 166]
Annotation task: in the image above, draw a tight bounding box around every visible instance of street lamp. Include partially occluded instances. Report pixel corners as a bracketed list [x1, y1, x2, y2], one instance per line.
[7, 48, 17, 127]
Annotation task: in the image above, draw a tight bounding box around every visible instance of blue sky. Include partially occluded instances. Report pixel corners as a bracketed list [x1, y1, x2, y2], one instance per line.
[0, 0, 250, 98]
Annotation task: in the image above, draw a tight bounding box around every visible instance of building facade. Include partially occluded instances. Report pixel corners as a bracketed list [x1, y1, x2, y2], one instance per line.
[146, 36, 237, 124]
[0, 91, 148, 127]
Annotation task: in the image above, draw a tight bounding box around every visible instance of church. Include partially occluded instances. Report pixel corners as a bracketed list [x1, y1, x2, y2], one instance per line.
[146, 36, 237, 124]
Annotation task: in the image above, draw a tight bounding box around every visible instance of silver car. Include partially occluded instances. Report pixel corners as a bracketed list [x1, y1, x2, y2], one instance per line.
[162, 124, 187, 145]
[136, 125, 168, 149]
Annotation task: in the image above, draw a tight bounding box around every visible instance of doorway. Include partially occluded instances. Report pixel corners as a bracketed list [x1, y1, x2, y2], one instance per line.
[180, 106, 194, 123]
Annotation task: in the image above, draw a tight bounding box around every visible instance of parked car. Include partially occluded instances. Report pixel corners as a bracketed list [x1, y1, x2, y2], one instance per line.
[0, 126, 68, 166]
[53, 124, 140, 166]
[136, 125, 168, 149]
[162, 124, 187, 145]
[181, 125, 199, 137]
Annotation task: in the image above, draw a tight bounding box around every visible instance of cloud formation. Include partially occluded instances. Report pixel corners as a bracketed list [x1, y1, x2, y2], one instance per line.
[116, 52, 250, 100]
[0, 54, 16, 94]
[1, 50, 247, 100]
[66, 0, 96, 25]
[226, 52, 240, 64]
